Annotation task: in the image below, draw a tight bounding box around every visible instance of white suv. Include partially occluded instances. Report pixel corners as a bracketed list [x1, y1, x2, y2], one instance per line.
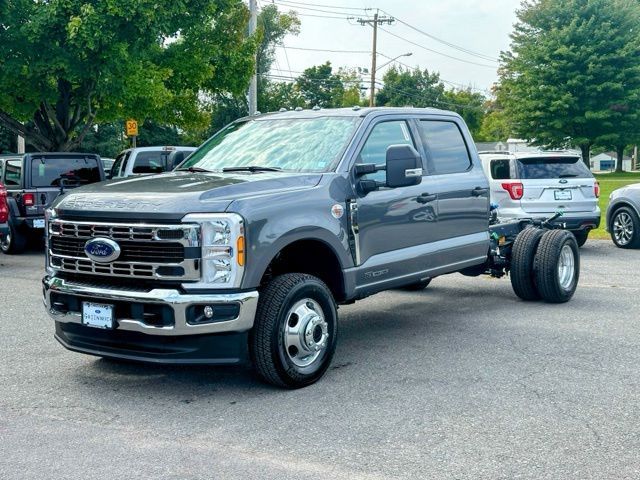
[110, 146, 196, 179]
[479, 151, 600, 246]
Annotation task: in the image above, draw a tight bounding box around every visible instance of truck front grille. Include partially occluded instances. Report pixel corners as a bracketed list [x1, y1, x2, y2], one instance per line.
[48, 219, 200, 281]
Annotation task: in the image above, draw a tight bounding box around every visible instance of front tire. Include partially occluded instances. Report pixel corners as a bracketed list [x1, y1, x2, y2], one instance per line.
[610, 207, 640, 249]
[250, 273, 338, 388]
[534, 230, 579, 303]
[0, 223, 27, 254]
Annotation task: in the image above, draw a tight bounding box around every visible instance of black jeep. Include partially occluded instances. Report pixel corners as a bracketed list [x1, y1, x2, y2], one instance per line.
[0, 153, 104, 254]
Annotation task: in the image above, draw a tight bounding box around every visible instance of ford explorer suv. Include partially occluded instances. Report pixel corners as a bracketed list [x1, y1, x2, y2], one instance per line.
[110, 146, 196, 178]
[479, 151, 600, 246]
[0, 153, 104, 254]
[43, 108, 581, 388]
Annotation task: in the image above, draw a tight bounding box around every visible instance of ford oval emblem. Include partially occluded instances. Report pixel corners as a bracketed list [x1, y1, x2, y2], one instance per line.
[84, 238, 121, 263]
[559, 179, 568, 184]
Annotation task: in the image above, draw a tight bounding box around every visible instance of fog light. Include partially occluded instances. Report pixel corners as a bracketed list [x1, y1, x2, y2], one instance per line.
[203, 305, 214, 319]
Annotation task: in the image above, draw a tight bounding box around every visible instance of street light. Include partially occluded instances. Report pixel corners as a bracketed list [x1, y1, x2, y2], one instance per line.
[376, 52, 413, 72]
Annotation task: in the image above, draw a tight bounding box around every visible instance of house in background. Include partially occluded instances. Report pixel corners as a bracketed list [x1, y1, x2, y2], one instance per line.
[591, 152, 633, 172]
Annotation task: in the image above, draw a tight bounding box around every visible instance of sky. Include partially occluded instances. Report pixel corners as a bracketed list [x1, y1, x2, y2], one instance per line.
[260, 0, 522, 96]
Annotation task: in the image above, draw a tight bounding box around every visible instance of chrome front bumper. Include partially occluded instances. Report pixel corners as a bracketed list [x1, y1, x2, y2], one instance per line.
[42, 276, 258, 336]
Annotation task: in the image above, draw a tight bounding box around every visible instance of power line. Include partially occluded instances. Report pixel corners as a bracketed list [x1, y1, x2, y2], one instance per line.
[378, 26, 497, 69]
[277, 45, 370, 54]
[266, 1, 364, 18]
[270, 0, 370, 12]
[380, 9, 498, 62]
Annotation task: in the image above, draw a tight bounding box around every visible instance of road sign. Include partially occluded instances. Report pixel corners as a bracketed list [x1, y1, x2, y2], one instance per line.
[126, 119, 138, 137]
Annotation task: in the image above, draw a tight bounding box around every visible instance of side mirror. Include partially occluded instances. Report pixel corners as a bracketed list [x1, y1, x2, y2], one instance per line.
[385, 144, 423, 188]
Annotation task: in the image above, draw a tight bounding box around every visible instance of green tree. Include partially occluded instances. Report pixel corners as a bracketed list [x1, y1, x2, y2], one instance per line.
[0, 0, 256, 151]
[498, 0, 640, 166]
[444, 89, 487, 138]
[0, 125, 16, 154]
[80, 123, 126, 158]
[296, 63, 345, 108]
[376, 67, 446, 108]
[478, 109, 512, 142]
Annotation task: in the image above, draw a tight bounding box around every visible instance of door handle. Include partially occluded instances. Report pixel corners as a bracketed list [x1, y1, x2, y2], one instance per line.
[417, 193, 437, 204]
[471, 187, 488, 197]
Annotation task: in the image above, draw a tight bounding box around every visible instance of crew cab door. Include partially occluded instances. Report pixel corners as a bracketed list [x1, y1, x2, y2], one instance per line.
[350, 118, 439, 290]
[416, 118, 490, 266]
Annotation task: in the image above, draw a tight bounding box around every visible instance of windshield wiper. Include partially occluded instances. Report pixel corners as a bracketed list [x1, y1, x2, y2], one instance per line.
[222, 166, 282, 173]
[176, 166, 213, 173]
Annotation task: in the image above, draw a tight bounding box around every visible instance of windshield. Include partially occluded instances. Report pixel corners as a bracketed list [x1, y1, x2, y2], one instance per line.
[516, 156, 592, 179]
[180, 117, 361, 173]
[30, 156, 101, 187]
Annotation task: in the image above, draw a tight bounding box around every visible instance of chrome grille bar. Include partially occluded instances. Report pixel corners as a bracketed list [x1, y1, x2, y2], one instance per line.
[48, 219, 201, 281]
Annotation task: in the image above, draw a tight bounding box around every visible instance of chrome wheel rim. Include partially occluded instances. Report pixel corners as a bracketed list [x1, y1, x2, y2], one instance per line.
[613, 212, 634, 245]
[0, 232, 10, 251]
[557, 244, 575, 290]
[283, 298, 329, 368]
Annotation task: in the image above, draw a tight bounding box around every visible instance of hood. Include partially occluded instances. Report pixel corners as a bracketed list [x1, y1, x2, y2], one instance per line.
[53, 171, 323, 221]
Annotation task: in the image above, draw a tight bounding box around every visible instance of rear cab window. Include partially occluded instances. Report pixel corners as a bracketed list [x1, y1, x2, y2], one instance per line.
[419, 120, 472, 175]
[30, 156, 101, 187]
[516, 156, 592, 179]
[132, 151, 170, 174]
[4, 160, 22, 186]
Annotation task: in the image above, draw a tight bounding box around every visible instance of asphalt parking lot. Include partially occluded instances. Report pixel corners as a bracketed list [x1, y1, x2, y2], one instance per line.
[1, 241, 639, 479]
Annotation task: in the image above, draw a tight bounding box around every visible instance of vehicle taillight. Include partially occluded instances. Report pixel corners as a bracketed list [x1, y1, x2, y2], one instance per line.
[501, 182, 524, 200]
[594, 182, 600, 198]
[22, 193, 35, 206]
[0, 184, 8, 223]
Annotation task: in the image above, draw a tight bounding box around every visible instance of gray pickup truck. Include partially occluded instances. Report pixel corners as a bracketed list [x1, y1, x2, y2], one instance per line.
[42, 107, 581, 388]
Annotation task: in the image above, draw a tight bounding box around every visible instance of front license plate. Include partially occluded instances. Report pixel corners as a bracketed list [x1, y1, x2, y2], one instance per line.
[82, 302, 114, 329]
[33, 219, 45, 228]
[554, 190, 572, 201]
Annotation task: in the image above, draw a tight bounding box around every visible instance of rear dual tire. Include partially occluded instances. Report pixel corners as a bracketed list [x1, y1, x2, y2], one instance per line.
[510, 229, 579, 303]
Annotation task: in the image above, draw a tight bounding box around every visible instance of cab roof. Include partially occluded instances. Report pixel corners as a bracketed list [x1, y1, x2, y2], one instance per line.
[240, 106, 458, 122]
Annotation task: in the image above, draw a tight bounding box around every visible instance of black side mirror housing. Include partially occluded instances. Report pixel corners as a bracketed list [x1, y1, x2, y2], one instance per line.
[385, 144, 423, 188]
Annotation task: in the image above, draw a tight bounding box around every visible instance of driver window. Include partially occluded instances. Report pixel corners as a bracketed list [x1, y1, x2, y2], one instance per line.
[358, 120, 414, 183]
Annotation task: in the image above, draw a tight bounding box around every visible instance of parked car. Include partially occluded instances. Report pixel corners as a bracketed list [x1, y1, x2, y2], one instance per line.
[0, 183, 8, 241]
[43, 107, 581, 388]
[110, 146, 197, 178]
[478, 151, 600, 246]
[101, 157, 115, 177]
[606, 183, 640, 248]
[0, 152, 105, 254]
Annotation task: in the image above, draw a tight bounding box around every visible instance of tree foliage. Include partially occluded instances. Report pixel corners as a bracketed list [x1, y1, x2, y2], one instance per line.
[497, 0, 640, 164]
[444, 89, 487, 138]
[0, 0, 256, 151]
[376, 67, 446, 108]
[295, 62, 346, 108]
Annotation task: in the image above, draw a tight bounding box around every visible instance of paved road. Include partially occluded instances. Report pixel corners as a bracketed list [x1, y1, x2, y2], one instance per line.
[1, 241, 639, 479]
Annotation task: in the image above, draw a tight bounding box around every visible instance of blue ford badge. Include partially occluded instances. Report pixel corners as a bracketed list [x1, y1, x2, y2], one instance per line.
[84, 238, 121, 263]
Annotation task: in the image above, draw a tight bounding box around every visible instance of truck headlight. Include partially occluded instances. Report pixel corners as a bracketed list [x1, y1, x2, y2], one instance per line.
[182, 213, 245, 288]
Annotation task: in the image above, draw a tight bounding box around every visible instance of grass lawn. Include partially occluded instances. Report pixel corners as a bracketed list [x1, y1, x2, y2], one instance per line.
[591, 171, 640, 239]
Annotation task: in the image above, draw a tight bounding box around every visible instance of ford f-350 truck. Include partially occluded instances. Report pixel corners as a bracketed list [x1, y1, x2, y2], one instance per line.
[43, 108, 580, 388]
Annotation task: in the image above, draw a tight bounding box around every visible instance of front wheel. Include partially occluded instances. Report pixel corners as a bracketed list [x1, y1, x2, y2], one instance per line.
[534, 230, 579, 303]
[610, 207, 640, 249]
[250, 273, 338, 388]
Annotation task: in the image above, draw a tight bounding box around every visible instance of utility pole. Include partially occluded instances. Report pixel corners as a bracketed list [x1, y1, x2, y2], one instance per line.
[248, 0, 258, 115]
[357, 11, 394, 107]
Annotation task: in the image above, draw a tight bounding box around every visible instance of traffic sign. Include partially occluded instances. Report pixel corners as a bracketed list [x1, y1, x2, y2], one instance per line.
[126, 119, 138, 137]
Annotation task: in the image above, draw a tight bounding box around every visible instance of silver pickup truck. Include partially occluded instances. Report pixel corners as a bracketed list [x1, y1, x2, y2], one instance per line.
[42, 107, 581, 388]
